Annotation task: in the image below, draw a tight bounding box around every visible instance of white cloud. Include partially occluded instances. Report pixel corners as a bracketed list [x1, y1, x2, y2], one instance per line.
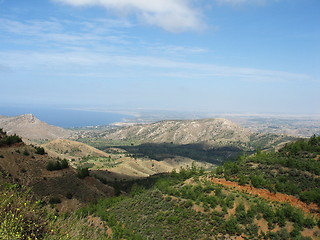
[52, 0, 204, 32]
[215, 0, 278, 6]
[0, 50, 311, 83]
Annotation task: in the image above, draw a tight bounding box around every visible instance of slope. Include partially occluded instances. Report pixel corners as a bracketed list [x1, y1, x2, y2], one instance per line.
[214, 135, 320, 207]
[83, 118, 296, 151]
[0, 129, 114, 211]
[0, 114, 72, 141]
[79, 160, 320, 239]
[42, 138, 212, 181]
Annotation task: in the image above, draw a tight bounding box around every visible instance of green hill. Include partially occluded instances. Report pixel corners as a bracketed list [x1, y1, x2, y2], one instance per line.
[79, 162, 320, 239]
[215, 135, 320, 205]
[77, 136, 320, 239]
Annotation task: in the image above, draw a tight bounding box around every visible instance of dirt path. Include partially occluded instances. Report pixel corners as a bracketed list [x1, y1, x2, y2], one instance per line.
[210, 177, 319, 217]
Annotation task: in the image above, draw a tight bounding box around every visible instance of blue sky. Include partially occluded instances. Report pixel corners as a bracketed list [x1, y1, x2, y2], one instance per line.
[0, 0, 319, 115]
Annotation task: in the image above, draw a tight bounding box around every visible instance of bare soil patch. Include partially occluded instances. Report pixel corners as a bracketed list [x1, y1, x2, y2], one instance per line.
[210, 177, 319, 217]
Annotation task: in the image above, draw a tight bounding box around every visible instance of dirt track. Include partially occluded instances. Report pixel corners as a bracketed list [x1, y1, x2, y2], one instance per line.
[210, 177, 319, 217]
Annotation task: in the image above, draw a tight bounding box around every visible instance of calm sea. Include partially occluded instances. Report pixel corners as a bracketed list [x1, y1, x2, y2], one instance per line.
[0, 106, 131, 128]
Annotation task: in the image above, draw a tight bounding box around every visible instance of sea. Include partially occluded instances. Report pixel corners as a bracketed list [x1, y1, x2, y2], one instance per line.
[0, 105, 131, 128]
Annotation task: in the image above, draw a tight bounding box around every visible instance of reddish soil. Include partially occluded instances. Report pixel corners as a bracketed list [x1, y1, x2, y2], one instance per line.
[210, 177, 319, 217]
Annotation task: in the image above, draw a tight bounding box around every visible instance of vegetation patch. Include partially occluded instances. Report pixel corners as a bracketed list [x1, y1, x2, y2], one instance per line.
[46, 159, 69, 171]
[79, 163, 320, 239]
[0, 129, 22, 147]
[215, 135, 320, 205]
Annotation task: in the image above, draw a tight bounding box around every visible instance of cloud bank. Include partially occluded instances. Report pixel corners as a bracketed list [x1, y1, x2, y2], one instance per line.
[215, 0, 275, 6]
[53, 0, 204, 32]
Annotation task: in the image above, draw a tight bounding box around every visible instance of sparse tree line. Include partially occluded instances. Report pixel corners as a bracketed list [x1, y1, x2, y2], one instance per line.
[0, 128, 22, 146]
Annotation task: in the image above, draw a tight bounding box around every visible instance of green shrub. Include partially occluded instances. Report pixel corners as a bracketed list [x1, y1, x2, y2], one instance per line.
[49, 197, 61, 205]
[35, 147, 46, 155]
[0, 134, 22, 146]
[66, 193, 73, 199]
[304, 217, 316, 229]
[46, 159, 69, 171]
[0, 185, 49, 239]
[23, 149, 30, 156]
[223, 217, 241, 235]
[77, 168, 90, 179]
[300, 189, 320, 204]
[130, 183, 145, 196]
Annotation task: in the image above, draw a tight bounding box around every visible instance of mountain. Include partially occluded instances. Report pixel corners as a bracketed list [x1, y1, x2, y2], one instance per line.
[103, 118, 251, 145]
[0, 114, 72, 140]
[98, 118, 295, 150]
[74, 118, 296, 166]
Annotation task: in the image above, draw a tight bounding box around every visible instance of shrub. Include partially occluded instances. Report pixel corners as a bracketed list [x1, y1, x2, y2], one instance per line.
[23, 149, 30, 156]
[0, 133, 22, 146]
[0, 185, 49, 239]
[49, 196, 61, 204]
[66, 193, 73, 199]
[304, 217, 316, 229]
[77, 168, 90, 179]
[60, 159, 69, 169]
[46, 159, 69, 171]
[223, 217, 241, 235]
[300, 189, 320, 204]
[35, 147, 46, 155]
[130, 183, 145, 196]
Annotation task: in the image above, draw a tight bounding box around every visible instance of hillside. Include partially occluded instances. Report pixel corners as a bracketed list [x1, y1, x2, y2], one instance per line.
[82, 118, 296, 150]
[42, 139, 212, 181]
[0, 129, 114, 210]
[1, 130, 319, 239]
[78, 136, 320, 239]
[214, 135, 320, 207]
[103, 118, 251, 145]
[42, 138, 110, 161]
[76, 118, 296, 166]
[0, 114, 72, 141]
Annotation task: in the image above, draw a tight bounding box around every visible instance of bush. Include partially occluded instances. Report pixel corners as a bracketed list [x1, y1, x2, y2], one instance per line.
[35, 147, 46, 155]
[0, 185, 49, 239]
[304, 217, 316, 229]
[49, 196, 61, 204]
[300, 189, 320, 204]
[223, 217, 241, 235]
[0, 133, 22, 146]
[130, 183, 145, 196]
[23, 149, 30, 156]
[66, 193, 73, 199]
[77, 167, 90, 179]
[46, 159, 69, 171]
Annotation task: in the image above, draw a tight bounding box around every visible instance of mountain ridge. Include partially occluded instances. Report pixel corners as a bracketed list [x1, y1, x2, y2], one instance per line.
[95, 118, 296, 151]
[0, 114, 72, 140]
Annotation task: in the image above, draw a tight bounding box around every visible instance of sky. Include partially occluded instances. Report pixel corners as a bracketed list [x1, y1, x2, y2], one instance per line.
[0, 0, 319, 115]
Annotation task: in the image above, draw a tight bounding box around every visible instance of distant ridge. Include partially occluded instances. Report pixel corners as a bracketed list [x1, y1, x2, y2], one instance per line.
[104, 118, 250, 144]
[0, 114, 72, 140]
[101, 118, 295, 150]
